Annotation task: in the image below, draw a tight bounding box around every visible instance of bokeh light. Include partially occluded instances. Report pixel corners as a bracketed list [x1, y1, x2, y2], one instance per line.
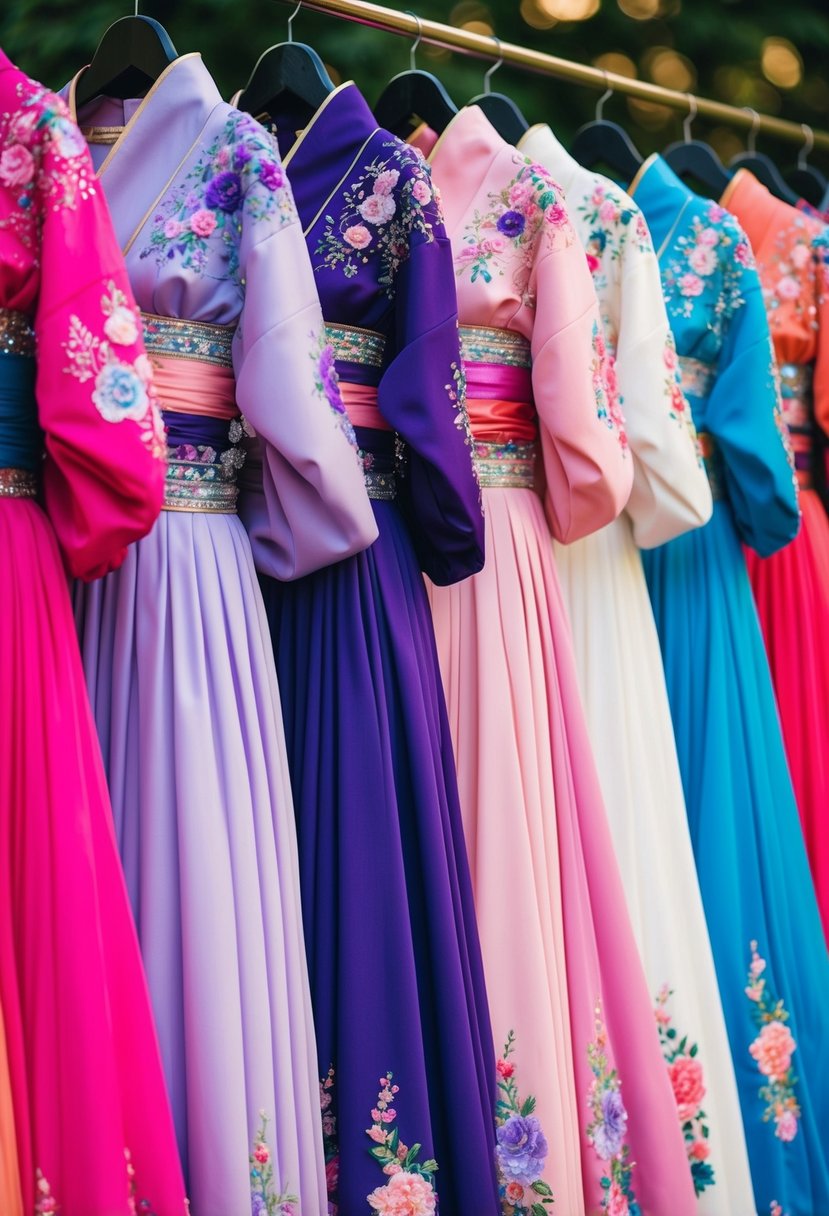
[643, 46, 697, 93]
[617, 0, 661, 20]
[535, 0, 600, 21]
[761, 37, 803, 89]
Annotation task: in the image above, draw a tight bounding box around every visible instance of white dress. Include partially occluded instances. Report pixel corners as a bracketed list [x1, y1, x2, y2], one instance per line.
[519, 124, 756, 1216]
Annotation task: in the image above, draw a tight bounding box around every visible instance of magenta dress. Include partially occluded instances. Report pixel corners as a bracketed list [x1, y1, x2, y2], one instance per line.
[0, 51, 186, 1214]
[419, 108, 698, 1216]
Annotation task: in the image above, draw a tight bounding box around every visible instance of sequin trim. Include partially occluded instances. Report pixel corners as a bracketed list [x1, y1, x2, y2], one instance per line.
[141, 313, 235, 368]
[364, 467, 397, 500]
[697, 431, 723, 500]
[164, 450, 239, 513]
[678, 355, 716, 400]
[460, 325, 531, 369]
[0, 309, 35, 358]
[474, 440, 536, 488]
[0, 467, 37, 498]
[324, 323, 386, 369]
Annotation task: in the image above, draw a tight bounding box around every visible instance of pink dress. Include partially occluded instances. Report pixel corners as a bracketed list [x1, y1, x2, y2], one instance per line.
[0, 52, 187, 1214]
[724, 169, 829, 941]
[420, 107, 697, 1216]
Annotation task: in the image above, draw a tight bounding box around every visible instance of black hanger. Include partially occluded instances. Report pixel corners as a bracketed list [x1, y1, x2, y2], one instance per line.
[784, 125, 827, 208]
[569, 78, 642, 187]
[663, 96, 732, 198]
[466, 40, 528, 147]
[236, 1, 334, 127]
[729, 109, 799, 206]
[75, 15, 177, 109]
[373, 12, 457, 138]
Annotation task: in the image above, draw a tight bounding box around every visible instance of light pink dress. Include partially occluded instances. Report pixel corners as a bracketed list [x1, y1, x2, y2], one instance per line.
[421, 107, 698, 1216]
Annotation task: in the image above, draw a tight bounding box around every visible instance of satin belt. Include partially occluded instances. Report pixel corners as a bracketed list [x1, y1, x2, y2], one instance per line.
[151, 354, 238, 420]
[0, 345, 40, 489]
[338, 381, 391, 431]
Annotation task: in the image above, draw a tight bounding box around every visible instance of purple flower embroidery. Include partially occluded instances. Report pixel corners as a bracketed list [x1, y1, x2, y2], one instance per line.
[205, 170, 243, 213]
[233, 143, 253, 169]
[319, 344, 344, 415]
[593, 1088, 627, 1160]
[497, 209, 526, 238]
[258, 160, 285, 192]
[495, 1113, 548, 1186]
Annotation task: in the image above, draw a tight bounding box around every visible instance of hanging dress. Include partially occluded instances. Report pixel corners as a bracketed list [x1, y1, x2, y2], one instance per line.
[723, 169, 829, 942]
[66, 55, 378, 1216]
[0, 52, 187, 1214]
[419, 107, 699, 1216]
[236, 81, 498, 1216]
[632, 153, 829, 1216]
[519, 123, 756, 1215]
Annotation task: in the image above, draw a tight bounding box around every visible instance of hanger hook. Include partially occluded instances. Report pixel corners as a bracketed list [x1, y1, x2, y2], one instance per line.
[683, 94, 697, 144]
[596, 71, 613, 123]
[484, 37, 503, 96]
[287, 0, 302, 44]
[134, 0, 139, 13]
[744, 106, 760, 155]
[799, 122, 815, 170]
[405, 10, 423, 71]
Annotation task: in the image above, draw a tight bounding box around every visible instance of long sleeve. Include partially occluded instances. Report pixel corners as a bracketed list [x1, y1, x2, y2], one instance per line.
[232, 120, 378, 579]
[33, 101, 166, 580]
[709, 275, 800, 556]
[616, 257, 712, 548]
[378, 169, 484, 585]
[531, 236, 633, 544]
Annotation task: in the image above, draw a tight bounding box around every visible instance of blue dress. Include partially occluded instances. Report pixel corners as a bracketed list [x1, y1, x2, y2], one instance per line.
[632, 155, 829, 1216]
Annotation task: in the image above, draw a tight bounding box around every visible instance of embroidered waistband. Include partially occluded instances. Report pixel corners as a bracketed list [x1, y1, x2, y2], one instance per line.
[697, 431, 724, 500]
[325, 323, 386, 369]
[0, 467, 37, 498]
[0, 310, 35, 358]
[460, 325, 532, 369]
[678, 355, 716, 399]
[474, 440, 537, 489]
[141, 313, 235, 368]
[164, 449, 240, 513]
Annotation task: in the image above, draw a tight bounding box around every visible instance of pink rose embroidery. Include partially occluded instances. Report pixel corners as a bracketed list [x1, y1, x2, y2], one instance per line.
[360, 193, 397, 224]
[344, 223, 372, 249]
[411, 179, 431, 205]
[599, 199, 619, 223]
[0, 143, 35, 188]
[668, 1056, 706, 1122]
[163, 218, 184, 239]
[586, 252, 601, 275]
[190, 209, 217, 237]
[679, 272, 705, 297]
[688, 245, 717, 275]
[776, 275, 800, 301]
[546, 203, 567, 225]
[734, 240, 752, 266]
[749, 1020, 796, 1083]
[367, 1169, 437, 1215]
[689, 1139, 711, 1161]
[790, 243, 811, 270]
[373, 169, 400, 196]
[698, 226, 719, 247]
[776, 1110, 798, 1142]
[507, 181, 533, 209]
[103, 306, 139, 347]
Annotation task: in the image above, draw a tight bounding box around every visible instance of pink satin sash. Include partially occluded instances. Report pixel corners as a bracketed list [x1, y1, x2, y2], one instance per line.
[339, 381, 392, 431]
[463, 361, 536, 443]
[151, 354, 238, 419]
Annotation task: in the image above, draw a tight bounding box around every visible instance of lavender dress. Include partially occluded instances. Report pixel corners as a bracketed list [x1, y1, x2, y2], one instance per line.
[244, 82, 499, 1215]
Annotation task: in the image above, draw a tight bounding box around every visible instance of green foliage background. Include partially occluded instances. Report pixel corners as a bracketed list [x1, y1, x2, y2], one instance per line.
[2, 0, 829, 165]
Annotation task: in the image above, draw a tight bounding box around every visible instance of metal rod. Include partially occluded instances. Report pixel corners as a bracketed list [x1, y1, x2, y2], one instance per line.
[273, 0, 829, 151]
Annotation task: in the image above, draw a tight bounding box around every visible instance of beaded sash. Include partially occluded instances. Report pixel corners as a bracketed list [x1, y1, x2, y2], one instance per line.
[461, 326, 536, 488]
[460, 325, 532, 369]
[778, 361, 814, 491]
[0, 308, 35, 359]
[325, 322, 386, 369]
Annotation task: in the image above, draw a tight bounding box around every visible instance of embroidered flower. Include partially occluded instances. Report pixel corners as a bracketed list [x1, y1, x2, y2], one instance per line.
[249, 1111, 298, 1215]
[593, 1088, 628, 1159]
[48, 116, 87, 160]
[360, 192, 397, 224]
[775, 275, 799, 300]
[790, 242, 811, 270]
[411, 179, 431, 205]
[189, 208, 217, 237]
[91, 361, 148, 422]
[591, 321, 628, 452]
[367, 1170, 436, 1215]
[34, 1170, 58, 1214]
[734, 239, 751, 266]
[258, 160, 284, 192]
[495, 1031, 554, 1214]
[655, 985, 716, 1196]
[344, 223, 372, 249]
[744, 941, 801, 1143]
[365, 1073, 438, 1211]
[606, 1179, 630, 1216]
[0, 142, 35, 187]
[374, 169, 400, 196]
[497, 209, 526, 238]
[688, 245, 717, 275]
[205, 169, 243, 213]
[586, 1007, 639, 1215]
[679, 272, 705, 297]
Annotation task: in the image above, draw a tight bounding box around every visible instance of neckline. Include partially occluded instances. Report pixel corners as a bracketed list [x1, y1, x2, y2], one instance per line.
[282, 80, 356, 169]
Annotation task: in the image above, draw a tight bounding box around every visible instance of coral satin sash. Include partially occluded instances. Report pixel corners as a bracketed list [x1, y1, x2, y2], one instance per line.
[151, 354, 237, 419]
[339, 381, 392, 432]
[464, 361, 536, 443]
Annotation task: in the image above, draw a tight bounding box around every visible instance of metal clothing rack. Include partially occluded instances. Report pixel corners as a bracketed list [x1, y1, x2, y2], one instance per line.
[273, 0, 829, 152]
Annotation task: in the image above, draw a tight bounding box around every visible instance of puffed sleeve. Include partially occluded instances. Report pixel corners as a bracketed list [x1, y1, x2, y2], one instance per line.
[709, 256, 800, 556]
[615, 236, 712, 549]
[378, 159, 484, 585]
[32, 97, 166, 580]
[231, 116, 378, 579]
[530, 205, 633, 544]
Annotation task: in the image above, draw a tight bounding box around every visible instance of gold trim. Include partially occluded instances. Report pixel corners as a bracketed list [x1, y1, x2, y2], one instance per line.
[303, 129, 378, 237]
[626, 151, 658, 199]
[719, 166, 749, 209]
[421, 105, 467, 165]
[283, 80, 357, 169]
[655, 195, 693, 262]
[121, 117, 214, 256]
[516, 122, 546, 152]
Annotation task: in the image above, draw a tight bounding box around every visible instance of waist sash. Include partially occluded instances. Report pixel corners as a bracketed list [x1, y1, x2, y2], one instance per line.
[779, 361, 814, 491]
[0, 308, 39, 498]
[460, 326, 537, 488]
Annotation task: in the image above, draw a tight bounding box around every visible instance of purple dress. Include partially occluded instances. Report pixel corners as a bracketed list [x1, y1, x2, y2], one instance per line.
[244, 82, 498, 1214]
[65, 56, 377, 1216]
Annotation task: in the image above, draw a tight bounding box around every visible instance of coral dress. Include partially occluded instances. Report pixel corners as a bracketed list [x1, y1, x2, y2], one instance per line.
[633, 154, 829, 1216]
[66, 55, 377, 1215]
[0, 51, 186, 1214]
[724, 168, 829, 941]
[520, 124, 755, 1215]
[420, 108, 698, 1216]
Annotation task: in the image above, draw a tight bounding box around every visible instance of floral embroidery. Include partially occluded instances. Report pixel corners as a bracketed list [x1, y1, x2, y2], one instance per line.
[250, 1111, 298, 1216]
[315, 145, 439, 297]
[745, 942, 801, 1143]
[310, 328, 357, 450]
[662, 203, 750, 341]
[654, 985, 716, 1196]
[662, 336, 699, 458]
[34, 1170, 58, 1214]
[578, 181, 651, 294]
[494, 1031, 553, 1214]
[365, 1073, 438, 1213]
[755, 211, 823, 333]
[770, 1202, 789, 1216]
[0, 77, 95, 251]
[140, 115, 295, 285]
[591, 322, 628, 452]
[125, 1146, 159, 1215]
[320, 1067, 339, 1216]
[586, 1007, 640, 1216]
[457, 156, 573, 299]
[63, 282, 165, 458]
